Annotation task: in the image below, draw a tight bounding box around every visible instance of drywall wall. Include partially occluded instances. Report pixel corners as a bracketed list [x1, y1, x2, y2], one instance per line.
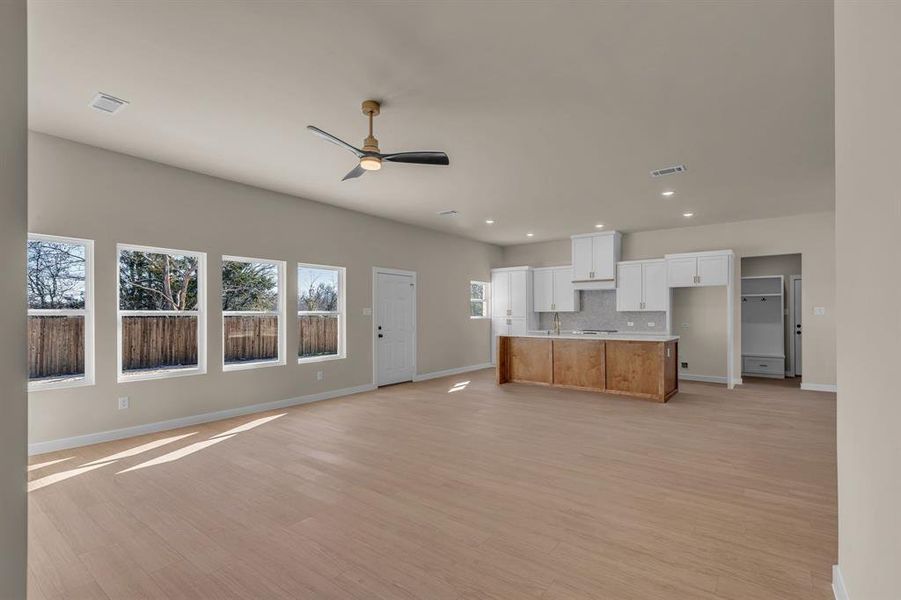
[28, 133, 501, 446]
[501, 212, 836, 388]
[834, 1, 901, 598]
[0, 0, 28, 596]
[741, 254, 802, 373]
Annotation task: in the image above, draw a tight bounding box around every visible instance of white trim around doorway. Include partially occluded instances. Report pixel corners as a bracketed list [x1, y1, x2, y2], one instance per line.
[371, 267, 418, 387]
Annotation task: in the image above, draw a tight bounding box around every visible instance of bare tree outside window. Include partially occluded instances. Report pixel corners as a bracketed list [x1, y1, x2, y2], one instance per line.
[27, 240, 86, 309]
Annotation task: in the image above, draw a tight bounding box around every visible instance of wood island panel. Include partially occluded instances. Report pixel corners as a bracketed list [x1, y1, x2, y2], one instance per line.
[552, 340, 605, 391]
[507, 337, 553, 384]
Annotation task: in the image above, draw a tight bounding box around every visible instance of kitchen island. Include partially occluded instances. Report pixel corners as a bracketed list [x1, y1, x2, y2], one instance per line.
[496, 333, 679, 402]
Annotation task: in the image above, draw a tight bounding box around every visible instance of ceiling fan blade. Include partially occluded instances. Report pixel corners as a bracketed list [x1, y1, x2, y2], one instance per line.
[307, 125, 364, 157]
[381, 151, 449, 166]
[341, 164, 366, 181]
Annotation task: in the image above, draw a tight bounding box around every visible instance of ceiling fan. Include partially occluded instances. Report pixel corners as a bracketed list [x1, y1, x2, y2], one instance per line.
[307, 100, 449, 181]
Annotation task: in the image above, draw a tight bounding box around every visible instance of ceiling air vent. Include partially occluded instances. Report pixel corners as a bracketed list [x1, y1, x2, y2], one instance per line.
[437, 209, 458, 216]
[650, 164, 687, 178]
[90, 92, 129, 114]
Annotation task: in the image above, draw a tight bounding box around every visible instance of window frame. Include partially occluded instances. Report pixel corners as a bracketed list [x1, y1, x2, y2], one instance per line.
[470, 280, 490, 319]
[221, 255, 286, 372]
[27, 233, 95, 391]
[297, 262, 346, 364]
[116, 243, 207, 383]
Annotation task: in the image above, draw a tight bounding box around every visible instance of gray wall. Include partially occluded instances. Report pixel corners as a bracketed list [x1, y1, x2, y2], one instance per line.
[0, 0, 28, 597]
[835, 1, 901, 597]
[28, 133, 502, 446]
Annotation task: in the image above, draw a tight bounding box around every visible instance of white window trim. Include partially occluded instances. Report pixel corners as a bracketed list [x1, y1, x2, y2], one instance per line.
[297, 262, 346, 364]
[27, 233, 95, 392]
[117, 243, 207, 383]
[221, 256, 287, 372]
[470, 280, 490, 319]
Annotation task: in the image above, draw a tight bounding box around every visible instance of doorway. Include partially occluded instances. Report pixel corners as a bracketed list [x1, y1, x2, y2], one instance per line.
[372, 268, 417, 386]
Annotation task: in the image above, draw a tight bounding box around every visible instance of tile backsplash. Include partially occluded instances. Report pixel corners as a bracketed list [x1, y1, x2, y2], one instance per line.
[537, 290, 666, 333]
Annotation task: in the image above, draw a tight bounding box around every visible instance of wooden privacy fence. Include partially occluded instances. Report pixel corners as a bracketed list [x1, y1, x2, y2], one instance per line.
[121, 315, 198, 371]
[28, 316, 84, 379]
[28, 314, 340, 378]
[298, 314, 338, 357]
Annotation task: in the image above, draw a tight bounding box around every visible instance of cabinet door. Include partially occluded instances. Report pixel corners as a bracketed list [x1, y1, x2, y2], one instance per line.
[666, 257, 698, 287]
[591, 234, 616, 280]
[552, 268, 579, 312]
[491, 317, 509, 364]
[508, 318, 528, 336]
[642, 262, 668, 311]
[533, 270, 554, 312]
[491, 271, 510, 316]
[572, 237, 593, 280]
[509, 269, 528, 318]
[697, 254, 729, 286]
[616, 263, 643, 311]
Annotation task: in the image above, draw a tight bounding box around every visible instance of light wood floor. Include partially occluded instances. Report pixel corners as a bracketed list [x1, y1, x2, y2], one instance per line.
[28, 371, 837, 599]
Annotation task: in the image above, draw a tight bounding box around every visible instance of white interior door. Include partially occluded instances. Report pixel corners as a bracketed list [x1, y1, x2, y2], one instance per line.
[375, 271, 416, 386]
[793, 277, 802, 375]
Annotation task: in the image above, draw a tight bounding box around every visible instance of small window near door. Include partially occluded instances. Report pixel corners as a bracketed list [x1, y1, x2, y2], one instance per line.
[470, 281, 489, 318]
[298, 263, 345, 362]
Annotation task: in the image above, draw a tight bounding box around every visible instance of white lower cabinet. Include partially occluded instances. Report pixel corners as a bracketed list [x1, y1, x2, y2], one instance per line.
[491, 317, 527, 363]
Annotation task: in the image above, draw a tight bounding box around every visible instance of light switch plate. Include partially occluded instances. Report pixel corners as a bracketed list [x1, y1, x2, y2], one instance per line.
[627, 321, 634, 327]
[814, 307, 826, 316]
[647, 322, 656, 327]
[362, 307, 372, 316]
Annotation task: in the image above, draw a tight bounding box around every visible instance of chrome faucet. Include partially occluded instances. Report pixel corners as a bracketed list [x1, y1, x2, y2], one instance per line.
[553, 312, 561, 336]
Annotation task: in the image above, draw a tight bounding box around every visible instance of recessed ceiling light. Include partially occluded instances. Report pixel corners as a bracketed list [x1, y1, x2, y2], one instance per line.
[526, 232, 534, 237]
[594, 223, 605, 229]
[683, 212, 694, 218]
[485, 219, 495, 225]
[90, 92, 129, 114]
[661, 190, 675, 197]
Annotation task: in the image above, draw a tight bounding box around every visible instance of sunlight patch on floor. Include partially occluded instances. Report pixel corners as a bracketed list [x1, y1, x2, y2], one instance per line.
[80, 432, 198, 466]
[116, 435, 236, 474]
[212, 413, 286, 438]
[448, 380, 471, 393]
[27, 457, 73, 472]
[28, 463, 112, 492]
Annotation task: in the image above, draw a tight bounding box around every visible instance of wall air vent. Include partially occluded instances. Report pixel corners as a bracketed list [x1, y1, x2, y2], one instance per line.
[437, 209, 458, 216]
[650, 164, 687, 178]
[90, 92, 129, 114]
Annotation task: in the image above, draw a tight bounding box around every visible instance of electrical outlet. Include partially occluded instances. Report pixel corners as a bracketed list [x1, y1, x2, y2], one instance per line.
[626, 321, 634, 327]
[316, 370, 324, 381]
[647, 322, 656, 327]
[681, 322, 690, 328]
[681, 362, 688, 369]
[362, 307, 372, 316]
[117, 397, 129, 410]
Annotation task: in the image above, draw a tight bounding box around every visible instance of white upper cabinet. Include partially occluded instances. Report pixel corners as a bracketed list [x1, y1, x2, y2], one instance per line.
[490, 266, 538, 324]
[615, 262, 643, 311]
[491, 269, 511, 315]
[665, 251, 733, 288]
[533, 266, 580, 312]
[616, 259, 668, 312]
[642, 261, 668, 310]
[570, 231, 622, 290]
[509, 269, 528, 318]
[552, 267, 579, 312]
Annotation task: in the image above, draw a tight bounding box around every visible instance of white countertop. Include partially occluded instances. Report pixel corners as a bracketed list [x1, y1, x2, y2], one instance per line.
[505, 331, 680, 342]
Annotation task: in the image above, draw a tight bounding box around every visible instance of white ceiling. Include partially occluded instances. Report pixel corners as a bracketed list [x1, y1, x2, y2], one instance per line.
[28, 1, 834, 246]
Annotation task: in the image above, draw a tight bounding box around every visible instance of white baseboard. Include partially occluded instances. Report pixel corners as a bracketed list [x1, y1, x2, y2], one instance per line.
[832, 565, 849, 600]
[679, 373, 728, 384]
[28, 383, 377, 456]
[801, 382, 837, 393]
[413, 363, 493, 382]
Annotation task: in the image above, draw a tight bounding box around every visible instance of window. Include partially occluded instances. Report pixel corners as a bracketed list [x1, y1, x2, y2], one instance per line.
[27, 234, 94, 389]
[470, 281, 489, 318]
[298, 263, 345, 362]
[222, 256, 285, 370]
[117, 244, 206, 381]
